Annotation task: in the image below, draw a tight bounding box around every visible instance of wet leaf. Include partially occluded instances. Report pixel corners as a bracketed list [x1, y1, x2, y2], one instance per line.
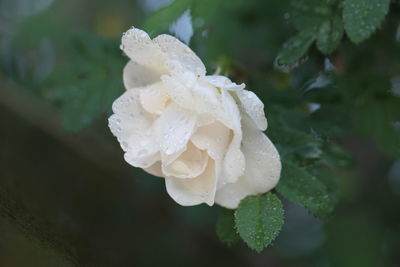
[316, 15, 344, 54]
[343, 0, 390, 43]
[235, 194, 284, 253]
[276, 30, 316, 66]
[277, 160, 337, 219]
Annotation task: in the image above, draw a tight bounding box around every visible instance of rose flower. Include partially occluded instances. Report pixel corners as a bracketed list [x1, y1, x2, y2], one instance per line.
[109, 28, 281, 209]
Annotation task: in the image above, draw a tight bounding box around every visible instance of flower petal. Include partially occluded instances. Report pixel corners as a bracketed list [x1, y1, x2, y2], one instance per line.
[191, 121, 231, 160]
[161, 74, 194, 110]
[220, 134, 245, 187]
[109, 89, 152, 141]
[165, 158, 217, 206]
[192, 80, 223, 114]
[236, 90, 268, 131]
[153, 34, 206, 76]
[240, 116, 281, 191]
[197, 113, 215, 127]
[154, 103, 197, 155]
[108, 89, 159, 168]
[124, 149, 160, 168]
[218, 90, 245, 185]
[221, 90, 241, 130]
[121, 27, 167, 74]
[215, 116, 281, 209]
[144, 161, 163, 177]
[162, 74, 231, 127]
[123, 60, 161, 89]
[139, 81, 168, 115]
[203, 75, 245, 91]
[162, 142, 208, 179]
[188, 79, 231, 127]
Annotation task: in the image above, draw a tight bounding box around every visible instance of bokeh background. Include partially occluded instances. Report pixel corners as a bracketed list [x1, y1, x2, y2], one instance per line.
[1, 0, 400, 266]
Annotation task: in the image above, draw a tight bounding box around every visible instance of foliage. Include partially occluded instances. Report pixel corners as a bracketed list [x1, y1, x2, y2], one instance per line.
[143, 0, 220, 36]
[48, 36, 124, 132]
[235, 194, 284, 252]
[216, 208, 240, 246]
[277, 0, 392, 65]
[343, 0, 390, 43]
[277, 160, 336, 219]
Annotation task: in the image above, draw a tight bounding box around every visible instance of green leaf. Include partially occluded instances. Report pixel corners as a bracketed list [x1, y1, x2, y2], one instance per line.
[268, 114, 323, 159]
[216, 209, 240, 246]
[274, 129, 318, 149]
[276, 160, 336, 219]
[323, 144, 354, 168]
[47, 36, 124, 132]
[294, 143, 323, 159]
[235, 194, 284, 253]
[143, 0, 192, 36]
[276, 30, 316, 66]
[343, 0, 390, 43]
[290, 0, 334, 31]
[316, 16, 344, 54]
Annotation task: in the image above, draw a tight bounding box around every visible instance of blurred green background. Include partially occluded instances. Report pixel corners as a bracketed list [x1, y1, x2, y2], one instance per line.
[0, 0, 400, 266]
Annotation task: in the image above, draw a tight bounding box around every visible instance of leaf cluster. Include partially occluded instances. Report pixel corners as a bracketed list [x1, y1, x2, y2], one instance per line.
[277, 0, 391, 67]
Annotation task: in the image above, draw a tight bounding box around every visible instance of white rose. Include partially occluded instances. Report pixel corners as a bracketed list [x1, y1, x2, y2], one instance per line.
[108, 27, 281, 209]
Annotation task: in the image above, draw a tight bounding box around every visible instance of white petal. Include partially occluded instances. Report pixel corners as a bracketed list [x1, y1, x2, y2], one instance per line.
[153, 34, 206, 76]
[214, 182, 248, 209]
[236, 90, 268, 131]
[139, 81, 168, 115]
[191, 121, 231, 160]
[108, 90, 159, 168]
[220, 134, 245, 186]
[161, 149, 185, 167]
[215, 116, 281, 209]
[144, 161, 164, 177]
[162, 74, 231, 127]
[109, 90, 152, 141]
[110, 117, 159, 168]
[203, 75, 245, 91]
[162, 142, 208, 178]
[187, 79, 231, 127]
[123, 60, 160, 89]
[121, 27, 167, 74]
[240, 116, 281, 191]
[221, 90, 241, 131]
[218, 90, 245, 185]
[192, 80, 223, 114]
[165, 158, 217, 206]
[161, 74, 194, 110]
[154, 103, 197, 155]
[197, 113, 215, 127]
[124, 149, 160, 168]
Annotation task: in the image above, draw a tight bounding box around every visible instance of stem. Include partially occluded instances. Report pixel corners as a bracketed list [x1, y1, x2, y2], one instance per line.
[0, 79, 131, 176]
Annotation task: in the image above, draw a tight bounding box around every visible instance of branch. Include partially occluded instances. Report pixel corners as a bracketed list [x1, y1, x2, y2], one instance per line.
[0, 79, 131, 176]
